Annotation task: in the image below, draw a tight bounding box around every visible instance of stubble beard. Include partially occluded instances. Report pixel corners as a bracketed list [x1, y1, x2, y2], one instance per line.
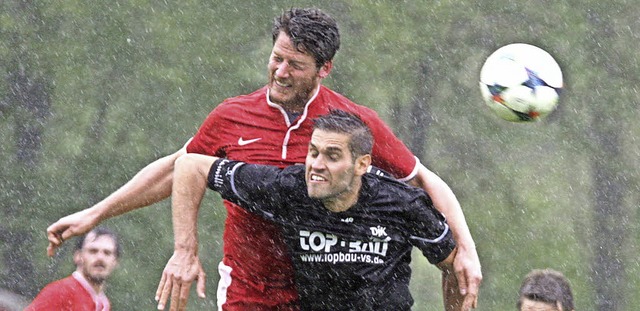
[310, 168, 357, 212]
[269, 74, 319, 111]
[83, 264, 108, 286]
[84, 271, 107, 286]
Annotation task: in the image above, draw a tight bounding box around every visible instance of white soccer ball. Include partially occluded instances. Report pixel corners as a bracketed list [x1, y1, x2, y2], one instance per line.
[480, 43, 563, 122]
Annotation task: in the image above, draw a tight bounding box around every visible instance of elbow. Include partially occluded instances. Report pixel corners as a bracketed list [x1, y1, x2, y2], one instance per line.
[436, 247, 458, 272]
[174, 153, 199, 172]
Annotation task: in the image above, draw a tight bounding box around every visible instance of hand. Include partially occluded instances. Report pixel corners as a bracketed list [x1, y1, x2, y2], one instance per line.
[156, 251, 206, 311]
[453, 245, 482, 309]
[443, 269, 477, 311]
[46, 208, 100, 257]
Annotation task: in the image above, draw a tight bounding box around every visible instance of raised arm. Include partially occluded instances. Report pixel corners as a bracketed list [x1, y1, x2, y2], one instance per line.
[46, 146, 187, 257]
[408, 164, 482, 301]
[155, 153, 219, 311]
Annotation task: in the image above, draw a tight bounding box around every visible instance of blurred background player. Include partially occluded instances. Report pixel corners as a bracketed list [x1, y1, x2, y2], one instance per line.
[517, 268, 575, 311]
[27, 227, 120, 311]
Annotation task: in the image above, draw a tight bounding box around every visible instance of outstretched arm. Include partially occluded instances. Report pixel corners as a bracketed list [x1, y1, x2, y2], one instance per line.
[408, 164, 482, 300]
[46, 146, 187, 257]
[436, 248, 478, 311]
[156, 153, 219, 311]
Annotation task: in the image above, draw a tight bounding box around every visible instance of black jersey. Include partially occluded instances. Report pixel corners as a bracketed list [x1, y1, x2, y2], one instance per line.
[208, 159, 455, 311]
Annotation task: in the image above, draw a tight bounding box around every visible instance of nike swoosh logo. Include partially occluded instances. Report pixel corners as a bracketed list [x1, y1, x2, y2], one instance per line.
[238, 137, 262, 146]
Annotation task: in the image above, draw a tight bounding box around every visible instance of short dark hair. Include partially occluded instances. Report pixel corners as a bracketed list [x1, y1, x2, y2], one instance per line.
[272, 8, 340, 68]
[517, 269, 574, 310]
[313, 109, 373, 160]
[75, 227, 121, 258]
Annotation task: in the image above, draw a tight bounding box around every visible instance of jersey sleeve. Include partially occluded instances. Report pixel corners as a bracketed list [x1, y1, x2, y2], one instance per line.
[405, 194, 456, 265]
[186, 106, 225, 156]
[360, 109, 418, 181]
[207, 158, 285, 219]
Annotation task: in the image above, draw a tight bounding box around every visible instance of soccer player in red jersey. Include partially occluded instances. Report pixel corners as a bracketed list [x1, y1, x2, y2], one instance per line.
[27, 228, 119, 311]
[46, 8, 481, 310]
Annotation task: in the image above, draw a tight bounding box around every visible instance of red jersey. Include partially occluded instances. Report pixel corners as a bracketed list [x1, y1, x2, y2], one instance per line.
[187, 85, 418, 308]
[25, 272, 110, 311]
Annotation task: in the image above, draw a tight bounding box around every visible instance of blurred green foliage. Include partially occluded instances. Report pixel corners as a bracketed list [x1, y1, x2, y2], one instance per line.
[1, 0, 638, 310]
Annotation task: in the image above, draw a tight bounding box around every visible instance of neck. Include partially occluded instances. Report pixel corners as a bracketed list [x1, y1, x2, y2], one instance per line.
[282, 104, 304, 114]
[76, 270, 104, 294]
[87, 279, 104, 294]
[73, 270, 104, 294]
[323, 180, 362, 213]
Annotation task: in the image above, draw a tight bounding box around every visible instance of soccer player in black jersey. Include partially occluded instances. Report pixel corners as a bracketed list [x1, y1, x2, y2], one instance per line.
[157, 110, 478, 311]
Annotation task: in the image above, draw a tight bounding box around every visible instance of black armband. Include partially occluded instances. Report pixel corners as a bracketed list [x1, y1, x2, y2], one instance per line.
[207, 158, 245, 192]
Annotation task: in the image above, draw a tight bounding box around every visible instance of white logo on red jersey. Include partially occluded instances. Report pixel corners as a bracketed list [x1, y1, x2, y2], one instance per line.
[238, 137, 262, 146]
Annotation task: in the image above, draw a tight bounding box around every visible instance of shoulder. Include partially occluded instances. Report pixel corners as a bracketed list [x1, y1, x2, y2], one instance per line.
[42, 276, 80, 292]
[193, 86, 268, 139]
[278, 165, 306, 189]
[224, 162, 305, 193]
[212, 86, 267, 113]
[222, 87, 267, 105]
[28, 276, 82, 307]
[364, 173, 427, 206]
[281, 164, 305, 177]
[317, 86, 379, 118]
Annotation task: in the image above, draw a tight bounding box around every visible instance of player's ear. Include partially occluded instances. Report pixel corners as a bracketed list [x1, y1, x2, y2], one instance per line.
[318, 60, 332, 79]
[354, 154, 371, 176]
[73, 250, 82, 266]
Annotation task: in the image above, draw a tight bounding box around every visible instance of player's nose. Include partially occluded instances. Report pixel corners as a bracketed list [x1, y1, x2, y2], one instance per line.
[275, 62, 290, 78]
[310, 155, 326, 170]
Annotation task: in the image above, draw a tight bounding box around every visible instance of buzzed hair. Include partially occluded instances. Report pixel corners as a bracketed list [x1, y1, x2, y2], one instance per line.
[272, 7, 340, 68]
[517, 269, 574, 310]
[313, 109, 373, 160]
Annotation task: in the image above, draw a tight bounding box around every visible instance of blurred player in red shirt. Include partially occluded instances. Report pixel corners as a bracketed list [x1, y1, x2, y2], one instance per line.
[28, 228, 119, 311]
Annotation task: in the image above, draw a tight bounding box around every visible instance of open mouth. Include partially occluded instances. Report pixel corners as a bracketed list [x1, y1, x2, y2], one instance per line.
[310, 174, 327, 182]
[274, 79, 291, 88]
